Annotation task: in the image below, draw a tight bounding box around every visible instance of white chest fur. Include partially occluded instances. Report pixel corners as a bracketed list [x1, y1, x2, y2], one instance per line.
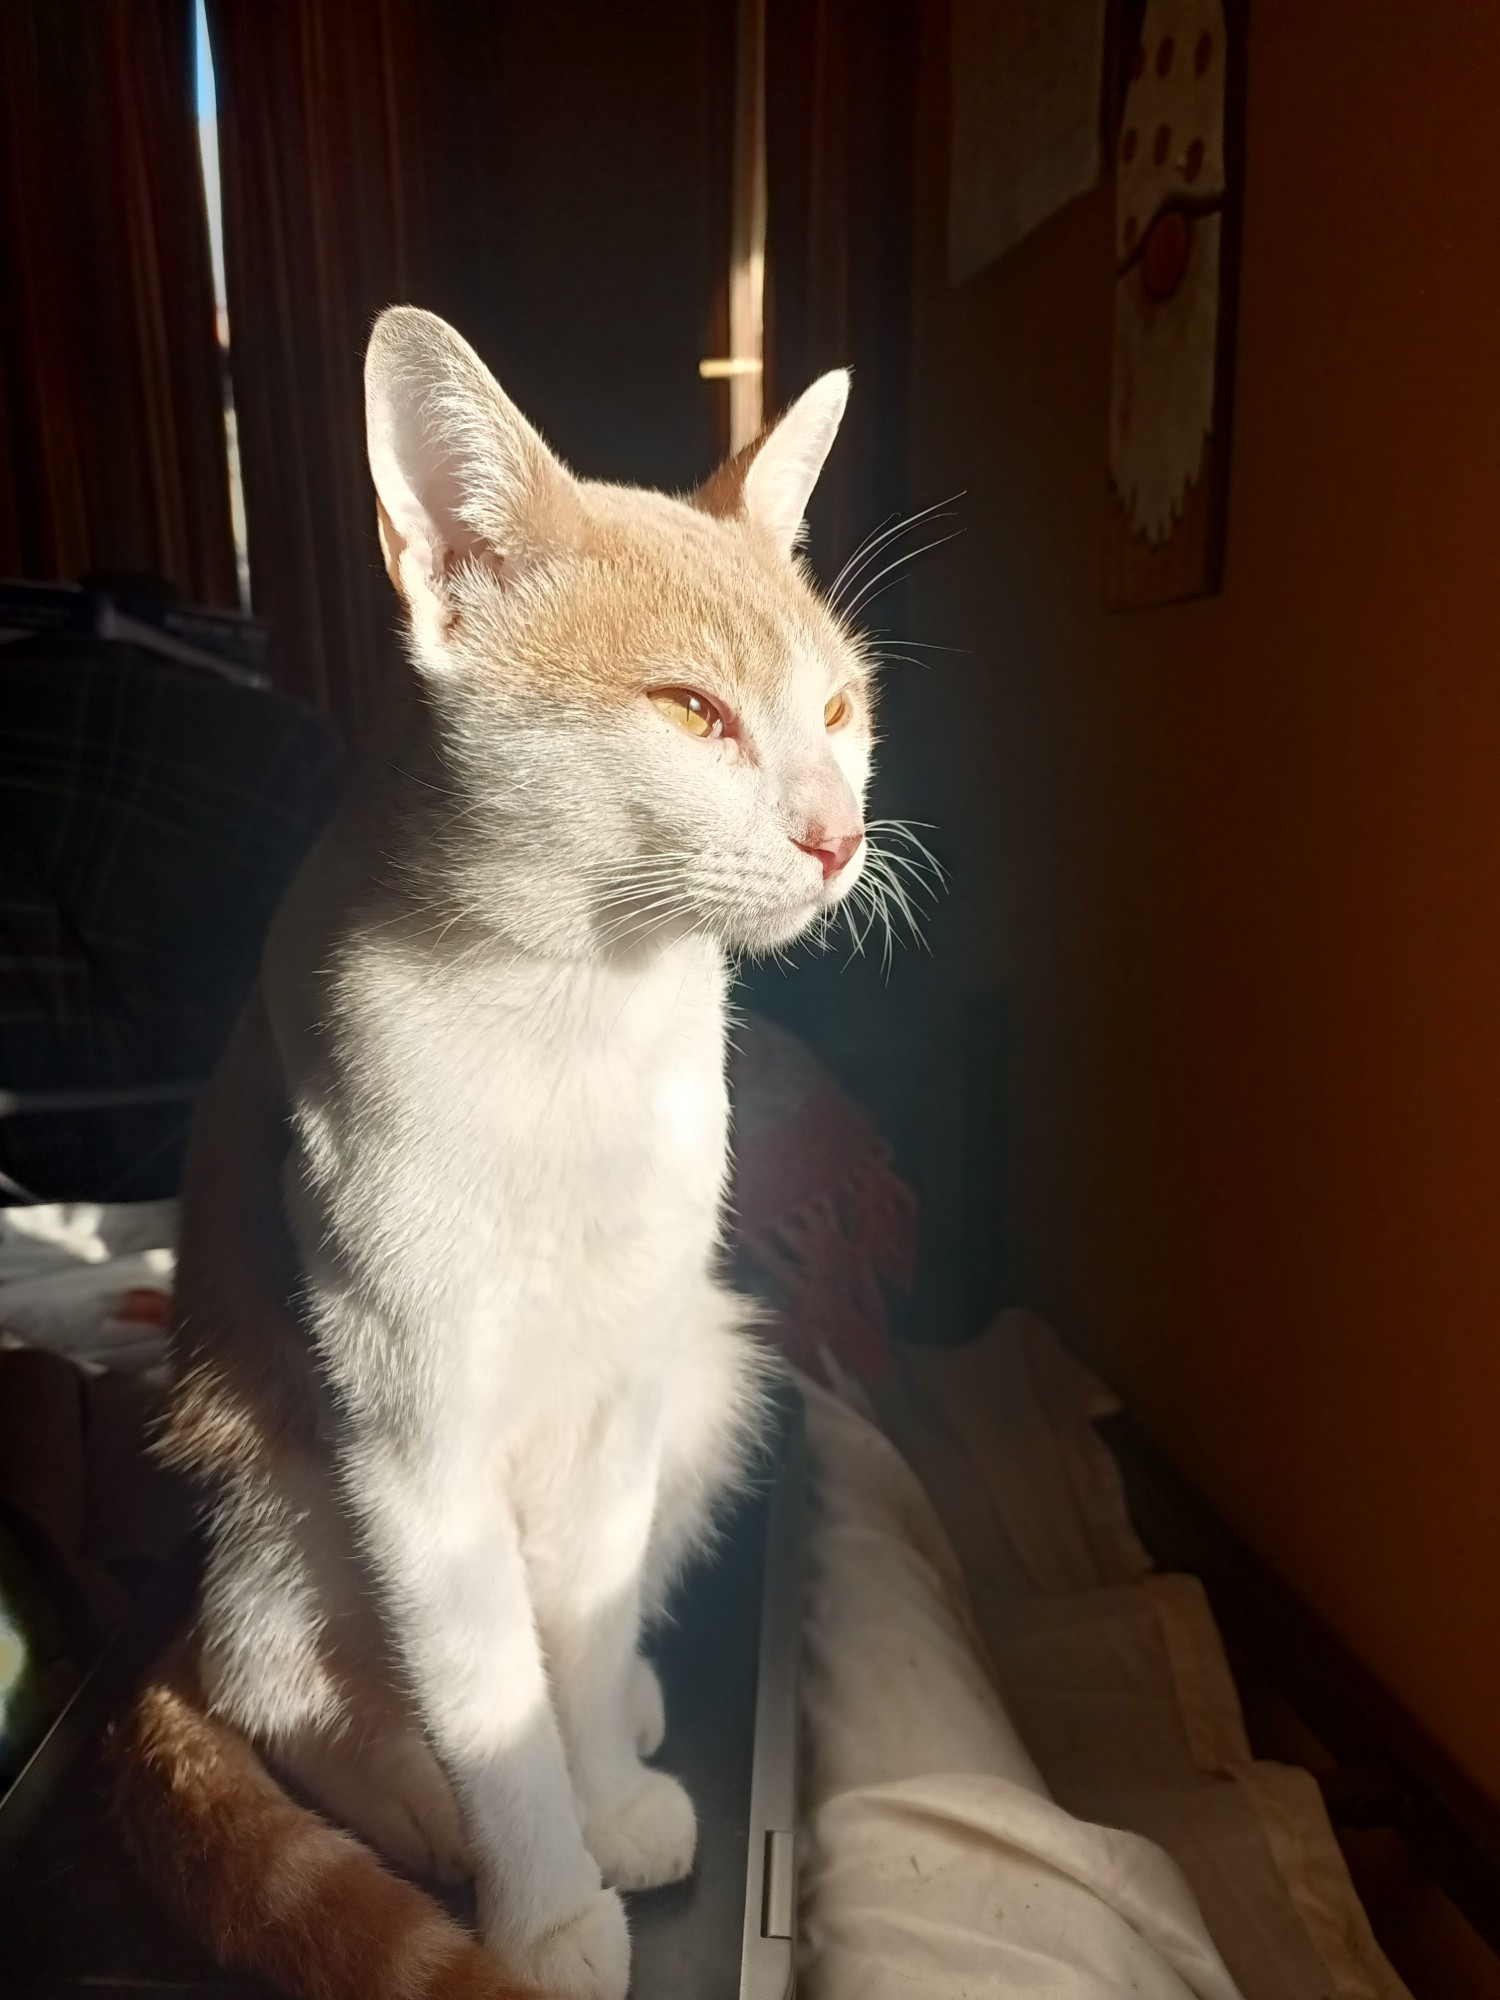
[279, 928, 733, 1427]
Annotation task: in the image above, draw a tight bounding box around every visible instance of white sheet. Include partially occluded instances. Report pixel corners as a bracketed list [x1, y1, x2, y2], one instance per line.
[862, 1313, 1410, 2000]
[0, 1200, 175, 1372]
[799, 1380, 1244, 1999]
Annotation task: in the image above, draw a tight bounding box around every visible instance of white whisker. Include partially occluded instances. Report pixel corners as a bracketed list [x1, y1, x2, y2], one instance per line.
[826, 492, 964, 615]
[842, 529, 965, 623]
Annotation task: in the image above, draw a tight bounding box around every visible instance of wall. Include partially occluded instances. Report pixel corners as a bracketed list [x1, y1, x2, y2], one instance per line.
[909, 0, 1500, 1807]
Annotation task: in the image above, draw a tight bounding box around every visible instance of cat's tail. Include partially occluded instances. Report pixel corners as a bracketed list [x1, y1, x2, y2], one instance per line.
[110, 1640, 527, 2000]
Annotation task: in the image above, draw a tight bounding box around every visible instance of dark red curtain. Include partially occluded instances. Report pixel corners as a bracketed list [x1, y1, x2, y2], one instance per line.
[764, 0, 920, 578]
[0, 0, 236, 604]
[205, 0, 429, 738]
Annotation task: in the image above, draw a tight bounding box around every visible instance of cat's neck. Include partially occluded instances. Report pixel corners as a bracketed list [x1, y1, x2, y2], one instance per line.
[309, 741, 661, 969]
[268, 788, 725, 1049]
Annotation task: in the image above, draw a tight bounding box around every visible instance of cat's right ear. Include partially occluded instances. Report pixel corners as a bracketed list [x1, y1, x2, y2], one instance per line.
[364, 306, 585, 632]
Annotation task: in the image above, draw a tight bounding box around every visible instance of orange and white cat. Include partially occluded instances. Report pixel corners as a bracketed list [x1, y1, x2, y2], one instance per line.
[113, 307, 874, 2000]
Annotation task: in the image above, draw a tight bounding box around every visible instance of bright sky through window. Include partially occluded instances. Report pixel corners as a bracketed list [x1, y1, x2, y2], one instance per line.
[193, 0, 251, 611]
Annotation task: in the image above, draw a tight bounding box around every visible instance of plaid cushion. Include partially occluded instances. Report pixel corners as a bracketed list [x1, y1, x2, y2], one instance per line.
[0, 638, 341, 1201]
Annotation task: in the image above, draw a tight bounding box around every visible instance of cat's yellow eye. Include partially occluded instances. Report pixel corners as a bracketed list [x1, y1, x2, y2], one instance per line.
[824, 692, 850, 730]
[649, 688, 725, 739]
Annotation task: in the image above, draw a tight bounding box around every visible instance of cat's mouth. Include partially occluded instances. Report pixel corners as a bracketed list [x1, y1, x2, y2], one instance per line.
[592, 856, 863, 959]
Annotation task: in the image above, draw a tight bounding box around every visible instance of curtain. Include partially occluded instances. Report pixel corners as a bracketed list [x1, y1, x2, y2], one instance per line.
[763, 0, 920, 578]
[751, 0, 942, 1335]
[205, 0, 429, 738]
[0, 0, 236, 605]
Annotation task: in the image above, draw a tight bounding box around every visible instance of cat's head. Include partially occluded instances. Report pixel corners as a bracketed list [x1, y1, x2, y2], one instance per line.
[365, 306, 872, 959]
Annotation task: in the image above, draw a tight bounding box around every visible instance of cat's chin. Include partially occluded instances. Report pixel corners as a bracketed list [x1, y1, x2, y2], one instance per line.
[728, 899, 829, 956]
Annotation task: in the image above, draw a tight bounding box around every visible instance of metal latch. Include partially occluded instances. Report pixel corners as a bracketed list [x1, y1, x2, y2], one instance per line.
[761, 1827, 795, 1939]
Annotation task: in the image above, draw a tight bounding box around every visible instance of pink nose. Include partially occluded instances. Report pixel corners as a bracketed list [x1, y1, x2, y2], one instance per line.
[794, 830, 864, 881]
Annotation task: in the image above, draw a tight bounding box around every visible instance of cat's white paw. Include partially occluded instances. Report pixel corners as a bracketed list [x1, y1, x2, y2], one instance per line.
[585, 1770, 697, 1891]
[502, 1888, 630, 2000]
[627, 1654, 666, 1757]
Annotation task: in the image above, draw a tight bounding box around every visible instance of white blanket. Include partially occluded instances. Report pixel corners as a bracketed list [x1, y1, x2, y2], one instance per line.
[800, 1380, 1244, 1998]
[0, 1201, 176, 1373]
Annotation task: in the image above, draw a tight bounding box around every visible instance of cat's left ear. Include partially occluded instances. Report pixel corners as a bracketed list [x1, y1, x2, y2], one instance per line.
[695, 370, 849, 558]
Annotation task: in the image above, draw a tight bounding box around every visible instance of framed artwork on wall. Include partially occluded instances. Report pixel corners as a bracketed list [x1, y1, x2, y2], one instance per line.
[1105, 0, 1245, 609]
[948, 0, 1108, 286]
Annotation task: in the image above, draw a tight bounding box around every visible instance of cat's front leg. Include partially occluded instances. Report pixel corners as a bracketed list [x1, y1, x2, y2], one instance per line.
[567, 1605, 696, 1895]
[343, 1423, 630, 2000]
[528, 1437, 696, 1894]
[626, 1652, 667, 1757]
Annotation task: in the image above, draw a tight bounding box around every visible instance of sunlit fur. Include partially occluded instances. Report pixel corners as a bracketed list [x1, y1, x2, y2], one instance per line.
[112, 309, 877, 2000]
